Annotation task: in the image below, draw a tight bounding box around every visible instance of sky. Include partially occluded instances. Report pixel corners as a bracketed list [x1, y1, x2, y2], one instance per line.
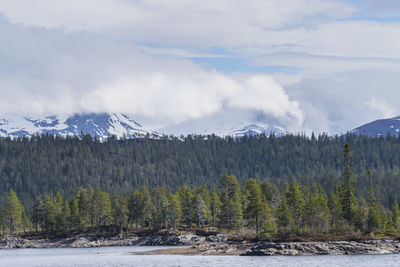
[0, 0, 400, 135]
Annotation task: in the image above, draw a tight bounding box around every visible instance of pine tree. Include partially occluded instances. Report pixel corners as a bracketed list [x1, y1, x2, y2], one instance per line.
[177, 184, 194, 228]
[21, 207, 29, 233]
[166, 193, 182, 230]
[32, 197, 43, 232]
[69, 197, 80, 230]
[285, 181, 305, 232]
[5, 189, 23, 235]
[260, 181, 277, 203]
[392, 201, 400, 231]
[244, 178, 264, 236]
[57, 199, 70, 232]
[304, 184, 330, 234]
[367, 170, 383, 233]
[151, 187, 168, 230]
[128, 186, 153, 229]
[340, 144, 357, 226]
[210, 184, 221, 230]
[219, 174, 242, 230]
[260, 201, 276, 237]
[328, 190, 344, 233]
[277, 195, 292, 235]
[193, 185, 210, 228]
[78, 190, 90, 229]
[92, 189, 112, 227]
[43, 196, 57, 232]
[112, 196, 128, 234]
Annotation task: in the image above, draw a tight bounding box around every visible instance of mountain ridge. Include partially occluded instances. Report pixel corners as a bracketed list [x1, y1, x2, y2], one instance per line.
[0, 113, 157, 141]
[350, 115, 400, 137]
[0, 113, 285, 140]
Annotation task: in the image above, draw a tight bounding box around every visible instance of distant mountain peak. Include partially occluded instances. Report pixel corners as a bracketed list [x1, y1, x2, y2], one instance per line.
[0, 113, 157, 140]
[350, 115, 400, 137]
[228, 123, 286, 137]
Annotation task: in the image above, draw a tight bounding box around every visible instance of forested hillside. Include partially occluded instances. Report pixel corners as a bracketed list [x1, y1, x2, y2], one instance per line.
[1, 133, 400, 209]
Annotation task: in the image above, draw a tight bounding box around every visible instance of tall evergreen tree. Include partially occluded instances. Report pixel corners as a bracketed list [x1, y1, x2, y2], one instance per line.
[340, 144, 357, 226]
[32, 197, 43, 232]
[277, 195, 292, 235]
[166, 193, 182, 230]
[128, 186, 153, 229]
[304, 184, 330, 234]
[210, 184, 221, 230]
[151, 187, 168, 230]
[219, 174, 243, 230]
[244, 178, 265, 236]
[366, 171, 383, 233]
[177, 184, 194, 228]
[193, 186, 210, 228]
[69, 197, 80, 230]
[392, 201, 400, 231]
[285, 181, 305, 232]
[112, 196, 128, 234]
[78, 190, 90, 229]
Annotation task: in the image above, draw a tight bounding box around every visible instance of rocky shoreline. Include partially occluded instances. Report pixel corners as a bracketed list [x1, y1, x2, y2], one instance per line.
[1, 233, 400, 256]
[0, 232, 201, 249]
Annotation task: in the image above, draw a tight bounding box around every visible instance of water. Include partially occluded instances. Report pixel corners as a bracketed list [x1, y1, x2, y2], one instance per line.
[0, 246, 399, 267]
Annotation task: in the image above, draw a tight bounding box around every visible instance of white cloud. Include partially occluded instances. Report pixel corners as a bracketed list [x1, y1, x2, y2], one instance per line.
[81, 73, 302, 126]
[365, 98, 396, 119]
[284, 69, 400, 134]
[0, 0, 354, 48]
[0, 18, 302, 131]
[258, 21, 400, 58]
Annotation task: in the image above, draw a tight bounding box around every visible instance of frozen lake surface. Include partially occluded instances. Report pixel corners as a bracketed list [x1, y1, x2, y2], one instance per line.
[1, 246, 400, 267]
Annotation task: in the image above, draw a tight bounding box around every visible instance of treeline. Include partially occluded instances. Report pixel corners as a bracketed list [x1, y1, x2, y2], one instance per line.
[1, 145, 399, 238]
[2, 133, 400, 209]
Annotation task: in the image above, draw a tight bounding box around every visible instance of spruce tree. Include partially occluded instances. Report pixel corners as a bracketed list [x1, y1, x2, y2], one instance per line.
[340, 144, 357, 226]
[367, 170, 383, 233]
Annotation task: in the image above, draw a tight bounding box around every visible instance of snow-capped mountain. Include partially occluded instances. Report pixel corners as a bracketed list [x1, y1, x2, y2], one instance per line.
[228, 124, 286, 137]
[0, 113, 157, 140]
[0, 112, 288, 140]
[350, 115, 400, 137]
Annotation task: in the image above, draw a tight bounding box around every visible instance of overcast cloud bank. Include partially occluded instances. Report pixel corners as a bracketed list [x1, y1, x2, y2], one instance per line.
[0, 0, 400, 134]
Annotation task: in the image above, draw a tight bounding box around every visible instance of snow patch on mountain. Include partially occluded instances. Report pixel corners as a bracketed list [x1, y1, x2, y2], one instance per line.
[0, 112, 288, 140]
[228, 123, 286, 137]
[0, 113, 157, 140]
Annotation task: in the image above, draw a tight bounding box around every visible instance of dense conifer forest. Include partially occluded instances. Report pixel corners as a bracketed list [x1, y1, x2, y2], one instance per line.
[1, 133, 400, 208]
[1, 169, 398, 239]
[1, 134, 400, 238]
